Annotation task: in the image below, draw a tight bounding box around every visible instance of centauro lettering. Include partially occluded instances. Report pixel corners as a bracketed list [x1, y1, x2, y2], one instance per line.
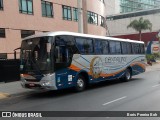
[105, 57, 127, 63]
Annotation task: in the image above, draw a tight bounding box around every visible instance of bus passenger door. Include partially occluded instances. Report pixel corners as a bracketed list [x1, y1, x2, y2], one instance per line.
[54, 37, 72, 88]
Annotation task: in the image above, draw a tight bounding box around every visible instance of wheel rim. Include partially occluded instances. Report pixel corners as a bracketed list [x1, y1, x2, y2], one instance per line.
[77, 78, 84, 88]
[126, 70, 131, 80]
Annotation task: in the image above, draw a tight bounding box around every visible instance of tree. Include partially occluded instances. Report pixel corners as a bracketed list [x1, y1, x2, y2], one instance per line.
[127, 17, 152, 41]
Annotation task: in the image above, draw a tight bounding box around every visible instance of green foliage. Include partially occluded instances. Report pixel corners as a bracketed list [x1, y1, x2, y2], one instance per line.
[127, 17, 152, 40]
[146, 54, 154, 61]
[146, 53, 160, 61]
[127, 17, 152, 32]
[153, 53, 160, 59]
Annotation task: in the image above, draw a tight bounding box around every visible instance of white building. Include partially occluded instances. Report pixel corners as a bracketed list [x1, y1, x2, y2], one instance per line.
[106, 8, 160, 45]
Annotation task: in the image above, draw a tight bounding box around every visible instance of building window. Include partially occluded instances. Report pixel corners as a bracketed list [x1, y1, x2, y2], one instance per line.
[0, 53, 7, 59]
[88, 11, 98, 25]
[0, 0, 3, 10]
[62, 5, 72, 21]
[41, 0, 53, 18]
[0, 28, 5, 38]
[73, 8, 78, 21]
[100, 16, 105, 27]
[99, 0, 104, 4]
[19, 0, 33, 15]
[21, 30, 35, 38]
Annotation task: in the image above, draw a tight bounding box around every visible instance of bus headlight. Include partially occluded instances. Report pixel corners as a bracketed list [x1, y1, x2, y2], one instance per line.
[41, 81, 52, 86]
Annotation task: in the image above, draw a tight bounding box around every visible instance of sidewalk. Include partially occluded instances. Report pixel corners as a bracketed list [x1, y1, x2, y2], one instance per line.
[0, 81, 34, 99]
[0, 61, 160, 100]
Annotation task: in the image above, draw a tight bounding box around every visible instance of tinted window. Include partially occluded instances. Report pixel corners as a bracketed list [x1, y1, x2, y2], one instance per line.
[101, 41, 109, 54]
[19, 0, 33, 14]
[109, 41, 121, 54]
[95, 40, 102, 54]
[132, 43, 141, 54]
[87, 11, 98, 25]
[75, 37, 93, 54]
[121, 42, 128, 54]
[41, 0, 53, 18]
[94, 39, 109, 54]
[126, 43, 132, 54]
[122, 42, 132, 54]
[0, 28, 5, 38]
[62, 5, 72, 20]
[140, 44, 145, 54]
[0, 0, 3, 10]
[21, 30, 35, 38]
[73, 8, 78, 21]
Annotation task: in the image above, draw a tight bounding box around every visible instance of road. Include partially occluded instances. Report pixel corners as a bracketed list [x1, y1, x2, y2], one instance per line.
[1, 64, 160, 120]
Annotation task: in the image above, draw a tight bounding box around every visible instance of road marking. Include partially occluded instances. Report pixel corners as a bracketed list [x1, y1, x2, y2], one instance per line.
[152, 84, 160, 88]
[103, 96, 127, 106]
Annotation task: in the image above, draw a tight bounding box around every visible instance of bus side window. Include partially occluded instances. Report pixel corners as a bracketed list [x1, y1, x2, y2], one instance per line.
[55, 37, 69, 63]
[75, 37, 93, 54]
[102, 41, 109, 54]
[132, 43, 136, 54]
[95, 39, 102, 54]
[127, 43, 132, 54]
[109, 41, 116, 54]
[109, 41, 121, 54]
[141, 44, 145, 54]
[121, 42, 127, 54]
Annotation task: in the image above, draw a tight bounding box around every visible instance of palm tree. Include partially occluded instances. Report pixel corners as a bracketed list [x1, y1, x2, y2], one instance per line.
[127, 17, 152, 41]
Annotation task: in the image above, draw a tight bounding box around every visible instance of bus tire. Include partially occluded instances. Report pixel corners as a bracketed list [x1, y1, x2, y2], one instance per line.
[75, 75, 86, 92]
[121, 69, 132, 82]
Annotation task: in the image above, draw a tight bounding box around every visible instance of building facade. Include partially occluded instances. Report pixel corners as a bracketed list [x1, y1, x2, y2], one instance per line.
[0, 0, 106, 59]
[105, 0, 160, 15]
[106, 8, 160, 45]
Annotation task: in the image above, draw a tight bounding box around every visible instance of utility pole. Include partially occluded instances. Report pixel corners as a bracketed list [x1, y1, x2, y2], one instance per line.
[77, 0, 83, 33]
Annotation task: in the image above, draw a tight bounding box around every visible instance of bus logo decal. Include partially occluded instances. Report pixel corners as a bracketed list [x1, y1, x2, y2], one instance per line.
[90, 57, 103, 79]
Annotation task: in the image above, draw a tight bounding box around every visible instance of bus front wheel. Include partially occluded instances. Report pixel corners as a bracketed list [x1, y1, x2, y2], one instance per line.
[75, 75, 86, 92]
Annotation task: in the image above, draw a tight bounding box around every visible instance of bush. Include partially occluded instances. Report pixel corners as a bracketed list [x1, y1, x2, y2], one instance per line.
[146, 54, 155, 61]
[146, 53, 160, 62]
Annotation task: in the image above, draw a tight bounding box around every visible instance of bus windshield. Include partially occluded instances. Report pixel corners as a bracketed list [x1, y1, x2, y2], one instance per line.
[20, 37, 53, 74]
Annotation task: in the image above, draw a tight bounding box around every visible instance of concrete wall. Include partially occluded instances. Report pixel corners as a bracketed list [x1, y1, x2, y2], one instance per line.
[104, 0, 120, 15]
[107, 13, 160, 37]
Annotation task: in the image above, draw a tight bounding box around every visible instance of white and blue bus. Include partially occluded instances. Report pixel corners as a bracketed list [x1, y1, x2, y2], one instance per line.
[20, 31, 146, 91]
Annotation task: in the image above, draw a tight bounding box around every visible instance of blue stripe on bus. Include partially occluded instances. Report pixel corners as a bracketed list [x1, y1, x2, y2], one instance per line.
[81, 56, 91, 63]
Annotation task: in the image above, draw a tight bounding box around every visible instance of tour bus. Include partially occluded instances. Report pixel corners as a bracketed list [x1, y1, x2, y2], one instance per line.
[20, 31, 145, 91]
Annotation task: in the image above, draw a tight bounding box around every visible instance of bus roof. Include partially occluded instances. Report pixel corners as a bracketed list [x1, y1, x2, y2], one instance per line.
[22, 31, 144, 44]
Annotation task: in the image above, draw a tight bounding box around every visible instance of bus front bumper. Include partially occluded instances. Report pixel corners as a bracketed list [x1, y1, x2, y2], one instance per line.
[21, 73, 58, 90]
